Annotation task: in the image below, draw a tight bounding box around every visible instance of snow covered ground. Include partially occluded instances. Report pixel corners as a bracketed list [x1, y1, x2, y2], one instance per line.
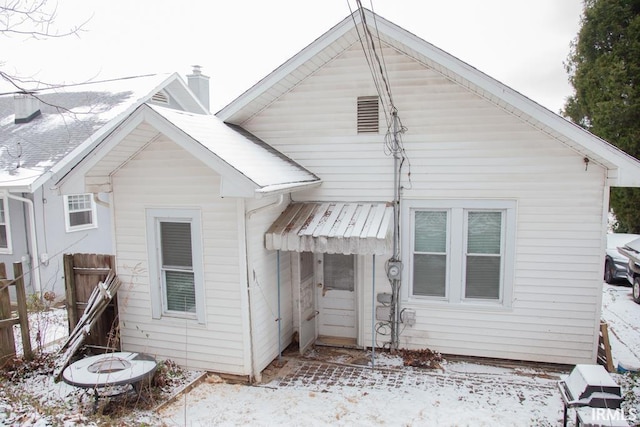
[159, 357, 564, 426]
[2, 283, 639, 426]
[602, 283, 640, 371]
[157, 283, 640, 427]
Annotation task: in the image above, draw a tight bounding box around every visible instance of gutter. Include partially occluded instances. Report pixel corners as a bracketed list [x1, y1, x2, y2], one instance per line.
[254, 181, 321, 199]
[5, 191, 41, 296]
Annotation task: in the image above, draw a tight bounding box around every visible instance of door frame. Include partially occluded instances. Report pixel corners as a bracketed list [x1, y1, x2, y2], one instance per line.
[314, 253, 364, 346]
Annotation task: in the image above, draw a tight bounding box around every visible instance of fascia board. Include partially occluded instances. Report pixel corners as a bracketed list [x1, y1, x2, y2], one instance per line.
[140, 107, 259, 196]
[371, 13, 640, 180]
[51, 73, 187, 192]
[216, 12, 362, 122]
[58, 108, 148, 195]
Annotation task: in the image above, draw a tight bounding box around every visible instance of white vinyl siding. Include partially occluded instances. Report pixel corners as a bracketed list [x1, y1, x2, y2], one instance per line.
[244, 197, 294, 374]
[243, 42, 607, 365]
[107, 133, 248, 375]
[0, 197, 11, 253]
[64, 194, 97, 232]
[146, 209, 204, 322]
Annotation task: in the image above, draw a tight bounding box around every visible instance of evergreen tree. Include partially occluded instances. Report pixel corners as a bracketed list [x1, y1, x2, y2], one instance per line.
[564, 0, 640, 232]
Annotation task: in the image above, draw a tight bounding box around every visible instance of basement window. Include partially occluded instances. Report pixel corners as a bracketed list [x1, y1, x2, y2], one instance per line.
[357, 96, 379, 133]
[64, 194, 97, 232]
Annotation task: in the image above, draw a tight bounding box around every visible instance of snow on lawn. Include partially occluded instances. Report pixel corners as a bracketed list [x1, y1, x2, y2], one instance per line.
[602, 283, 640, 370]
[157, 284, 640, 427]
[159, 359, 563, 426]
[2, 284, 640, 426]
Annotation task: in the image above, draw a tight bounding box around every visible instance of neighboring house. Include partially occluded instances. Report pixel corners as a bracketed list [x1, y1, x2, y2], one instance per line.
[59, 9, 640, 381]
[0, 70, 209, 299]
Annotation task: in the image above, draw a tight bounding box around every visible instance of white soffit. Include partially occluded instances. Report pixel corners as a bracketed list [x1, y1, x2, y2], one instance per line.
[266, 202, 393, 255]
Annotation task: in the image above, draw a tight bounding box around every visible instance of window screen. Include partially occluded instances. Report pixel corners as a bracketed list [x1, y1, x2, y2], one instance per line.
[324, 254, 354, 291]
[465, 211, 502, 299]
[413, 211, 447, 297]
[161, 222, 196, 313]
[300, 252, 314, 282]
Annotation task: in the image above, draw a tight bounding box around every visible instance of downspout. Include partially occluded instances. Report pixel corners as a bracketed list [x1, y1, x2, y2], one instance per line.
[246, 194, 285, 219]
[93, 193, 109, 208]
[277, 250, 282, 361]
[6, 192, 41, 297]
[371, 254, 375, 368]
[243, 194, 287, 381]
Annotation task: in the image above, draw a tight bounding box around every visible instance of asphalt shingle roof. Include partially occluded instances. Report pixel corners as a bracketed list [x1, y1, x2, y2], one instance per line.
[0, 74, 171, 190]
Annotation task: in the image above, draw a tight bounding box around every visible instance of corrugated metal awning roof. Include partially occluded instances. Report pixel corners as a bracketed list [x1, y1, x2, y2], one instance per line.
[265, 202, 393, 255]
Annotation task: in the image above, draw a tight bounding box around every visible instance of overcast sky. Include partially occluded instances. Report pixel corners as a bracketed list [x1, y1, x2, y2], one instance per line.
[0, 0, 585, 114]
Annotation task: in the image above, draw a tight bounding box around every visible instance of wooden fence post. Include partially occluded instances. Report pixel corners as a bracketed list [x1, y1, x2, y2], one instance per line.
[0, 263, 16, 360]
[13, 262, 32, 360]
[63, 254, 78, 331]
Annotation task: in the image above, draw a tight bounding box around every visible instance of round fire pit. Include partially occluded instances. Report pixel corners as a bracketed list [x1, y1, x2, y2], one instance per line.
[62, 352, 157, 389]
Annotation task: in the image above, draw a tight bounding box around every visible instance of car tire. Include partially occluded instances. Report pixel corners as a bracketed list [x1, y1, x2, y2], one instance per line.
[604, 260, 615, 284]
[633, 277, 640, 304]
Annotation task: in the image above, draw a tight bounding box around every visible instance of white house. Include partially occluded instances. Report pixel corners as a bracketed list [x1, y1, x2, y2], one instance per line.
[0, 70, 208, 298]
[60, 9, 640, 381]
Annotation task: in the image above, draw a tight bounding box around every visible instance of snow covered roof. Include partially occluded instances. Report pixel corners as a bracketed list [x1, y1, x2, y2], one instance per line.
[147, 105, 320, 195]
[0, 73, 206, 193]
[64, 103, 320, 197]
[217, 8, 640, 187]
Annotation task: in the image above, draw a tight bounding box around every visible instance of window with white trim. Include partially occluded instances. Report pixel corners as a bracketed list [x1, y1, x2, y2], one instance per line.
[64, 194, 97, 232]
[404, 200, 516, 307]
[0, 197, 11, 254]
[147, 209, 205, 323]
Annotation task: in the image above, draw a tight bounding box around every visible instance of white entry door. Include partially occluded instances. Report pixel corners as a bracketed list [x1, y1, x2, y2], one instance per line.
[317, 254, 356, 339]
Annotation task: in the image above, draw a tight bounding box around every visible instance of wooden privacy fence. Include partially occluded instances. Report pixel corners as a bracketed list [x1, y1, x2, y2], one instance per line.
[0, 262, 32, 364]
[63, 253, 120, 351]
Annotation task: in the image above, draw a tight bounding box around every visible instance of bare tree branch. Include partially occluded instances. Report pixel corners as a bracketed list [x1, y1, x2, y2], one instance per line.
[0, 0, 92, 95]
[0, 0, 90, 40]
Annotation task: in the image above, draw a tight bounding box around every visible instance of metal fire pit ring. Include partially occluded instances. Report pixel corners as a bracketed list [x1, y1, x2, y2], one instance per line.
[62, 352, 157, 389]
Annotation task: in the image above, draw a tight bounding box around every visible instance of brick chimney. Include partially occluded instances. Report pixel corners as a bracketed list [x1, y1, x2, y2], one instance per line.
[187, 65, 210, 112]
[14, 93, 41, 124]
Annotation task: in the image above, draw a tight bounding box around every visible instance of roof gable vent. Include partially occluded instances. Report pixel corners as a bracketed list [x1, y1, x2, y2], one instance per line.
[357, 96, 379, 133]
[14, 93, 41, 124]
[151, 90, 169, 105]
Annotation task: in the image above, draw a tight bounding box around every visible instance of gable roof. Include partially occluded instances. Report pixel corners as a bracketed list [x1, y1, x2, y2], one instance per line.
[63, 103, 320, 198]
[217, 8, 640, 188]
[0, 73, 207, 193]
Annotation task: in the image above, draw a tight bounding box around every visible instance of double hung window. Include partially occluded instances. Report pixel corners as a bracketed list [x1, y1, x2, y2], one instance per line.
[147, 209, 204, 322]
[64, 194, 97, 232]
[405, 200, 515, 307]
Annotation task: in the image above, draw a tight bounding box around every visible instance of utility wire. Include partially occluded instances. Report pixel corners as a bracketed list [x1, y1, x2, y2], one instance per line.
[357, 0, 394, 109]
[347, 0, 390, 127]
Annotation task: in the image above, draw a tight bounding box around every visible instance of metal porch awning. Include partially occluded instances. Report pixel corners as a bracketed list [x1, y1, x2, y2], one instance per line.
[265, 202, 394, 255]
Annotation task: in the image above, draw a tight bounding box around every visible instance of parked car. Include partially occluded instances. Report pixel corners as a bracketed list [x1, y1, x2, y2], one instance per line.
[616, 236, 640, 304]
[605, 233, 640, 284]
